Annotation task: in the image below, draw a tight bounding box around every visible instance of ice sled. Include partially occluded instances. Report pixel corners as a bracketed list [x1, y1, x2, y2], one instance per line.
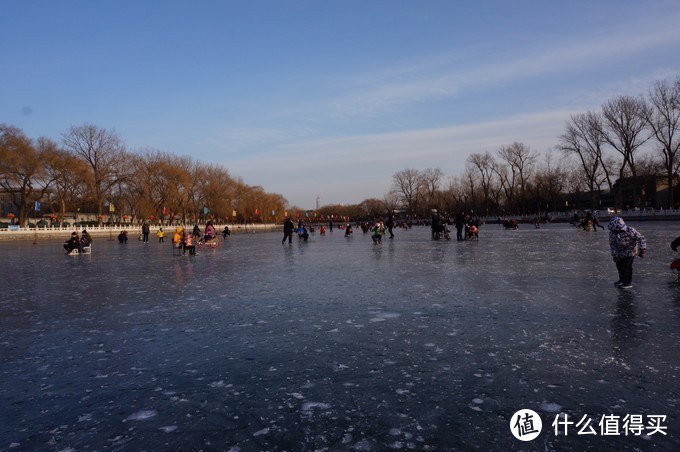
[67, 245, 92, 255]
[199, 237, 220, 249]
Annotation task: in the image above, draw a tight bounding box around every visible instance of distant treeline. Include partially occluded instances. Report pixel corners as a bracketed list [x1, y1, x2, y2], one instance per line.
[0, 123, 290, 227]
[385, 75, 680, 218]
[3, 75, 679, 225]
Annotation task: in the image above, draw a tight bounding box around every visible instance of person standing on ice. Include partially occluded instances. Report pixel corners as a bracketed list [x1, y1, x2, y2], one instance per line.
[282, 217, 295, 244]
[386, 211, 395, 239]
[608, 216, 646, 289]
[454, 210, 466, 241]
[141, 221, 150, 242]
[584, 211, 604, 231]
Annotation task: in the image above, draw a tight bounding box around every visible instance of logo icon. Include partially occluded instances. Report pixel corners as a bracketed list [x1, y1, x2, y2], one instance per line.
[510, 409, 542, 441]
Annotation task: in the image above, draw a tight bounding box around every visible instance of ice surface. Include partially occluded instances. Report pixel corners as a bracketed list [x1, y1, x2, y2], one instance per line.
[1, 222, 680, 450]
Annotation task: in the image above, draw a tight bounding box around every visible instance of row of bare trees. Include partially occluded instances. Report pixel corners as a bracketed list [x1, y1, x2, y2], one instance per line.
[3, 76, 678, 225]
[388, 76, 680, 218]
[389, 149, 564, 219]
[560, 77, 680, 210]
[0, 124, 288, 227]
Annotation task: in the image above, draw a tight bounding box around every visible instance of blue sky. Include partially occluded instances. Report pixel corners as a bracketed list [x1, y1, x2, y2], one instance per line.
[3, 1, 680, 208]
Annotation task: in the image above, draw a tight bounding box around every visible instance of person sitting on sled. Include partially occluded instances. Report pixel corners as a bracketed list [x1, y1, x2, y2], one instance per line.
[371, 220, 385, 244]
[64, 232, 81, 253]
[203, 221, 217, 241]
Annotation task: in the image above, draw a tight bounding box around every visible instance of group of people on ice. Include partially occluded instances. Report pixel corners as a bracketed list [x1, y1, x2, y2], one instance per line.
[168, 221, 226, 255]
[572, 210, 605, 231]
[282, 216, 393, 245]
[63, 229, 93, 254]
[431, 210, 481, 241]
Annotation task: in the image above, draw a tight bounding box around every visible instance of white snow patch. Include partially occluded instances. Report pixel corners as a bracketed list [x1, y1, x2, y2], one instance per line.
[301, 402, 331, 411]
[78, 413, 93, 422]
[125, 410, 157, 421]
[540, 403, 563, 413]
[369, 312, 401, 322]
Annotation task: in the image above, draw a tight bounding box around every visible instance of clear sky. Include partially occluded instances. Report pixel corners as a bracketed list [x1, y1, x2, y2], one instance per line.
[3, 1, 680, 209]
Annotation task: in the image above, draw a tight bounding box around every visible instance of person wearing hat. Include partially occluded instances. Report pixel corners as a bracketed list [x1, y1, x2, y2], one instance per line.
[141, 221, 151, 243]
[81, 229, 93, 247]
[431, 209, 443, 240]
[172, 226, 184, 253]
[608, 216, 646, 289]
[118, 230, 128, 244]
[64, 231, 81, 253]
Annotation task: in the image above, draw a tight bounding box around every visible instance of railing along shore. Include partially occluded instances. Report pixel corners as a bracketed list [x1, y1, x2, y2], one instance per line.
[0, 223, 280, 241]
[3, 209, 680, 242]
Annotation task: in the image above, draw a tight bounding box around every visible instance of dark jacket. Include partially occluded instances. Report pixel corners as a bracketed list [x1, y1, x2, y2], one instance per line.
[283, 219, 295, 234]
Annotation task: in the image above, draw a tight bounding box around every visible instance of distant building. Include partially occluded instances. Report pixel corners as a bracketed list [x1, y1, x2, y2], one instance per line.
[612, 175, 680, 210]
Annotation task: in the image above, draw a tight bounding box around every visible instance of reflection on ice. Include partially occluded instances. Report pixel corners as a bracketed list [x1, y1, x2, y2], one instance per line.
[1, 223, 680, 449]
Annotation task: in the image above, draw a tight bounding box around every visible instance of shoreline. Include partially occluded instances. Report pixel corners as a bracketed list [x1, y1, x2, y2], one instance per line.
[1, 214, 678, 242]
[0, 223, 280, 242]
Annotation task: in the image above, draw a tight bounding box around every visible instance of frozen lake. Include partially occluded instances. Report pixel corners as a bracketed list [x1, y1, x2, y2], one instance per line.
[1, 222, 680, 450]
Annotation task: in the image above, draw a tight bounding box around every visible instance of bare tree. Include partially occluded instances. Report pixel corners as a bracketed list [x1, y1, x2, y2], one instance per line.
[198, 164, 237, 221]
[358, 198, 386, 219]
[419, 167, 444, 209]
[62, 124, 127, 222]
[383, 190, 401, 217]
[392, 169, 422, 219]
[534, 151, 569, 213]
[41, 140, 90, 223]
[644, 77, 680, 208]
[601, 95, 651, 181]
[467, 152, 496, 216]
[559, 112, 610, 209]
[497, 142, 537, 215]
[0, 125, 49, 226]
[443, 176, 465, 211]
